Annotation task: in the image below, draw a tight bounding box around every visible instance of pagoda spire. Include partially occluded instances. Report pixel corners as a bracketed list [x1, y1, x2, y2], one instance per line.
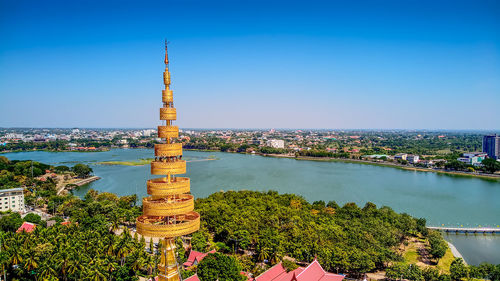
[136, 43, 200, 281]
[164, 39, 169, 65]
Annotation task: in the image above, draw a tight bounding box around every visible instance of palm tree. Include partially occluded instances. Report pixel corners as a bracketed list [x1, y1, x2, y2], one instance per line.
[257, 246, 270, 262]
[38, 262, 58, 281]
[24, 251, 39, 273]
[67, 258, 83, 280]
[85, 261, 107, 281]
[144, 254, 155, 276]
[102, 256, 118, 281]
[10, 245, 23, 266]
[55, 248, 73, 281]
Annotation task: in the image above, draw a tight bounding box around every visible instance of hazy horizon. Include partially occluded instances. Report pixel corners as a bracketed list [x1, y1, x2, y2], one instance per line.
[1, 0, 499, 129]
[1, 127, 499, 133]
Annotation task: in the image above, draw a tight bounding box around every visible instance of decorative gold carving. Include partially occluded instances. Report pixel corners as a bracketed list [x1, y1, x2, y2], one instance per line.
[155, 143, 182, 157]
[160, 107, 177, 120]
[151, 160, 186, 175]
[157, 126, 179, 138]
[136, 212, 200, 238]
[164, 71, 171, 85]
[137, 43, 198, 281]
[142, 194, 194, 216]
[147, 177, 190, 196]
[162, 89, 174, 103]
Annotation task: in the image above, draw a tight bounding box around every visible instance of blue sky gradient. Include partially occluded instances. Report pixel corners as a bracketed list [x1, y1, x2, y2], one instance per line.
[0, 0, 499, 129]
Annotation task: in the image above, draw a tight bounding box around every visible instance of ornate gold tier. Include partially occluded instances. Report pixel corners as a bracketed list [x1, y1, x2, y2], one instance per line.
[147, 177, 190, 197]
[160, 107, 177, 120]
[158, 125, 179, 138]
[158, 271, 180, 281]
[142, 194, 194, 216]
[151, 160, 186, 175]
[155, 143, 182, 157]
[158, 267, 181, 281]
[162, 89, 173, 103]
[136, 211, 200, 238]
[164, 70, 171, 85]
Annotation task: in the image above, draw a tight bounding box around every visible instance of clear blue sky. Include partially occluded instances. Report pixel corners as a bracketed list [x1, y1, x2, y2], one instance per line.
[0, 0, 499, 129]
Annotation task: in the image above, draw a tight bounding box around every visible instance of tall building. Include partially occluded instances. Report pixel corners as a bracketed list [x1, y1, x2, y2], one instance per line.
[0, 188, 25, 212]
[483, 134, 500, 160]
[136, 42, 200, 281]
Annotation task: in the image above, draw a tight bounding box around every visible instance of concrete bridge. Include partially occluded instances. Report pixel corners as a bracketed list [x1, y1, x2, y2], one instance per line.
[428, 226, 500, 234]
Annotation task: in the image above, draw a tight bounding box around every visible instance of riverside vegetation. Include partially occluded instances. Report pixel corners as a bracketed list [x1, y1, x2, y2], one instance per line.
[0, 157, 499, 281]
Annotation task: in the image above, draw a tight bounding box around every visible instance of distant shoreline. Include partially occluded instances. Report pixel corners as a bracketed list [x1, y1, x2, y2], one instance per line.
[185, 149, 500, 181]
[3, 148, 499, 181]
[0, 148, 109, 154]
[262, 154, 500, 181]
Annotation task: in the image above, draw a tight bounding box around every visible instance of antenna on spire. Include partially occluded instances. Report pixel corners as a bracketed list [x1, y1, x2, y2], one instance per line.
[164, 39, 170, 65]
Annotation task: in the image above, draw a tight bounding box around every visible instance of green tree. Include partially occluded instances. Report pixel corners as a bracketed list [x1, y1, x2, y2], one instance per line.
[191, 231, 208, 252]
[72, 164, 93, 178]
[428, 231, 447, 261]
[23, 213, 42, 225]
[482, 158, 500, 174]
[197, 253, 245, 281]
[450, 258, 468, 281]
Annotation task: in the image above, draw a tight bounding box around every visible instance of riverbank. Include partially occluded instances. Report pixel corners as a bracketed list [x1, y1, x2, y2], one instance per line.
[0, 148, 110, 154]
[4, 149, 500, 264]
[184, 149, 500, 181]
[259, 153, 500, 181]
[447, 242, 466, 265]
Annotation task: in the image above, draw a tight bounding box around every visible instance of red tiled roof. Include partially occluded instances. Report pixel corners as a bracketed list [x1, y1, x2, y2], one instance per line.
[184, 274, 201, 281]
[296, 260, 344, 281]
[255, 263, 288, 281]
[183, 249, 216, 267]
[16, 222, 36, 233]
[255, 260, 344, 281]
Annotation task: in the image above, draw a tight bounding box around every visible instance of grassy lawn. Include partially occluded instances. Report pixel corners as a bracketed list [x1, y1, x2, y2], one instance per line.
[404, 249, 419, 264]
[437, 247, 455, 274]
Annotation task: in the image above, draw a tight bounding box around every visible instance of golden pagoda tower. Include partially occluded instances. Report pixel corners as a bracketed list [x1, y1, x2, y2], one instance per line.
[136, 41, 200, 281]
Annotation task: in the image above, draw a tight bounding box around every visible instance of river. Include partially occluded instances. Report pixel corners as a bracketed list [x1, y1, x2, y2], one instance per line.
[3, 149, 500, 265]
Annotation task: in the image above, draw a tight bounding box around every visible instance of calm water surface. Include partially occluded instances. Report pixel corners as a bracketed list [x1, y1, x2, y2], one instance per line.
[3, 149, 500, 265]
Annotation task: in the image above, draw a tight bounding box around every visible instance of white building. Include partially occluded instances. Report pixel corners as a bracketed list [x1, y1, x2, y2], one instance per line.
[407, 155, 420, 164]
[458, 152, 487, 166]
[0, 188, 25, 212]
[142, 129, 156, 137]
[266, 139, 285, 149]
[394, 153, 408, 161]
[5, 133, 23, 139]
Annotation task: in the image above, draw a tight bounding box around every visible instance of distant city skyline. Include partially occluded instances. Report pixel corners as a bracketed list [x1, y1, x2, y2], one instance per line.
[1, 0, 499, 129]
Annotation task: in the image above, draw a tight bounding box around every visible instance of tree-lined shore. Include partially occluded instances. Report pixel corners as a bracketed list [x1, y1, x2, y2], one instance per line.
[1, 157, 499, 281]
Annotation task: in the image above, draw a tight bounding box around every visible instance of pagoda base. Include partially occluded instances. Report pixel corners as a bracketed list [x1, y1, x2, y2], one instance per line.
[157, 238, 181, 281]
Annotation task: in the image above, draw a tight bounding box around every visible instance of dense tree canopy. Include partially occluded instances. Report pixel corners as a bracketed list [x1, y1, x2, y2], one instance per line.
[196, 190, 425, 274]
[197, 253, 245, 281]
[0, 190, 147, 281]
[71, 164, 93, 178]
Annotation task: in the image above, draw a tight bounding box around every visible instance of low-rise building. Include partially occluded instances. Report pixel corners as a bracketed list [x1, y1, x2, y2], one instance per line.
[394, 153, 408, 161]
[183, 249, 216, 268]
[407, 155, 420, 164]
[0, 188, 25, 212]
[254, 259, 344, 281]
[16, 222, 36, 233]
[457, 152, 487, 166]
[266, 139, 285, 149]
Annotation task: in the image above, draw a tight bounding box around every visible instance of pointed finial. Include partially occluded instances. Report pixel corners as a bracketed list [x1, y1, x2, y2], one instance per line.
[164, 39, 170, 65]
